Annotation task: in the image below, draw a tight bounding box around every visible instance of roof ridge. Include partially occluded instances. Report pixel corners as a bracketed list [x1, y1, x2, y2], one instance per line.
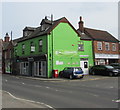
[84, 27, 107, 32]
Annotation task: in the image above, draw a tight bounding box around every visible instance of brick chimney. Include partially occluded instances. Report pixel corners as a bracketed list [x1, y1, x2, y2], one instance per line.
[4, 33, 10, 42]
[78, 16, 84, 33]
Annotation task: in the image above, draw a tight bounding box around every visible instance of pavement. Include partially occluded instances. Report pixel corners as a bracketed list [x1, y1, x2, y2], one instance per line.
[1, 90, 52, 108]
[11, 74, 89, 82]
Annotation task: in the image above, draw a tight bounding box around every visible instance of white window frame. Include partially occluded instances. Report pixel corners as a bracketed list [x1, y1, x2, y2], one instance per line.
[22, 44, 25, 54]
[39, 40, 43, 52]
[30, 42, 35, 52]
[78, 41, 84, 51]
[105, 42, 110, 51]
[112, 43, 116, 51]
[97, 42, 102, 50]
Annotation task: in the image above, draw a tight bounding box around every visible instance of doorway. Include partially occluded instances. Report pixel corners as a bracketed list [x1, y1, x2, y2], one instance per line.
[80, 58, 89, 75]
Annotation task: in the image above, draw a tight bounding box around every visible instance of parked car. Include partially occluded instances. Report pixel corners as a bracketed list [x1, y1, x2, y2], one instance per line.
[59, 67, 84, 79]
[89, 65, 120, 76]
[109, 63, 120, 69]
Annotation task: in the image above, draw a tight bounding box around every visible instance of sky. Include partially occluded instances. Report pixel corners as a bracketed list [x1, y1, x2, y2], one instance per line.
[1, 1, 119, 40]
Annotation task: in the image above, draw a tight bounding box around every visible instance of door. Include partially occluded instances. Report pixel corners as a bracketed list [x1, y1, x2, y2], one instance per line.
[41, 61, 47, 77]
[29, 62, 34, 76]
[80, 60, 89, 75]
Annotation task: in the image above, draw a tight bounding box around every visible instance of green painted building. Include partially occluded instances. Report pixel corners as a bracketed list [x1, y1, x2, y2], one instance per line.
[14, 17, 94, 78]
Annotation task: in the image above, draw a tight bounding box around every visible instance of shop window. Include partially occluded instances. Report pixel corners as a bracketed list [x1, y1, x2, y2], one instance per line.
[39, 40, 42, 52]
[30, 42, 35, 53]
[97, 42, 102, 50]
[78, 41, 84, 51]
[20, 62, 29, 75]
[22, 44, 25, 54]
[112, 43, 116, 51]
[105, 42, 110, 51]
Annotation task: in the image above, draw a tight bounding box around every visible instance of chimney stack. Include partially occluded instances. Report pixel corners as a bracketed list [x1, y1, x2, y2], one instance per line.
[78, 16, 84, 33]
[4, 33, 10, 42]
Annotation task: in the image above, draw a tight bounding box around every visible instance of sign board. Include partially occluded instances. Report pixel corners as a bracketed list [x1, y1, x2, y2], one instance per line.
[28, 57, 34, 62]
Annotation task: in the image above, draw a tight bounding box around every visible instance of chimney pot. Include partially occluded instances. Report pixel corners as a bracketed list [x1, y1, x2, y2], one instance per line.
[80, 16, 82, 21]
[78, 16, 84, 33]
[4, 33, 10, 42]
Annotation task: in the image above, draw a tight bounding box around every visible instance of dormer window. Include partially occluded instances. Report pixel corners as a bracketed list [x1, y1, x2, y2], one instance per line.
[24, 31, 28, 36]
[41, 25, 45, 31]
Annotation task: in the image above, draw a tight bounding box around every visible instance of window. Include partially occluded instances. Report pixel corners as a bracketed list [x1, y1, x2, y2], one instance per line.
[78, 41, 84, 51]
[112, 43, 116, 51]
[105, 42, 110, 51]
[97, 42, 102, 50]
[22, 44, 25, 54]
[39, 40, 42, 52]
[30, 42, 35, 52]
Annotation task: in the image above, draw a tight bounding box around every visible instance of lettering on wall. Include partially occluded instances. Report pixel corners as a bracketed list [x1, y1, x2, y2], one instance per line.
[56, 61, 63, 65]
[55, 51, 77, 55]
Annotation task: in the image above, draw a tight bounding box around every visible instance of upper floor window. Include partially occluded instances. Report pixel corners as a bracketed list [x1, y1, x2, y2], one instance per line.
[112, 43, 116, 51]
[97, 42, 102, 50]
[30, 42, 35, 52]
[105, 42, 110, 51]
[78, 41, 84, 51]
[22, 44, 25, 54]
[39, 40, 42, 52]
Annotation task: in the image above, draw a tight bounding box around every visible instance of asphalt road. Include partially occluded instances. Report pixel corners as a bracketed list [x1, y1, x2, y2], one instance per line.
[2, 74, 119, 109]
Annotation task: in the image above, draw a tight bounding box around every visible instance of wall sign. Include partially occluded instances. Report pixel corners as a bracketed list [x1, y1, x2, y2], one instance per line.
[56, 61, 63, 65]
[95, 53, 119, 59]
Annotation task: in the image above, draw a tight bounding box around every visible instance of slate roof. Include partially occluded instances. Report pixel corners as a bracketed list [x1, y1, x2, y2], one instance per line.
[23, 27, 36, 31]
[17, 17, 80, 42]
[77, 30, 92, 40]
[77, 27, 119, 42]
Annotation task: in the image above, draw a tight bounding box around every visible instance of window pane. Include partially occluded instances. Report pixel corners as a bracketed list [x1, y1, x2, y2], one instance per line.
[97, 42, 102, 50]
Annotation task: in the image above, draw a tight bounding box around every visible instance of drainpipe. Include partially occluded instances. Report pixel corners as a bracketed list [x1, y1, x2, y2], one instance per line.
[92, 40, 95, 65]
[51, 14, 54, 77]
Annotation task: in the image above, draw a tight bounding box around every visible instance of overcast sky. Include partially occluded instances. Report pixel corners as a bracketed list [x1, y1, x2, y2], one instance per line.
[1, 1, 119, 40]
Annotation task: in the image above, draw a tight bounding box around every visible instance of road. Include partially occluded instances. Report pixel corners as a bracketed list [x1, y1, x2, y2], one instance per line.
[2, 74, 119, 109]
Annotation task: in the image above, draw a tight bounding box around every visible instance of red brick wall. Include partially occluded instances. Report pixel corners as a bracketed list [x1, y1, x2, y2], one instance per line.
[93, 40, 119, 55]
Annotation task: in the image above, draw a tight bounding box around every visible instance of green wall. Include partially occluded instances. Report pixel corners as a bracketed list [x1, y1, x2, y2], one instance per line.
[47, 23, 94, 77]
[14, 35, 47, 57]
[14, 22, 94, 78]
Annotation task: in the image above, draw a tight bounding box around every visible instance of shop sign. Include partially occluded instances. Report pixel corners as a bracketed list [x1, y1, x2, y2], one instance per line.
[28, 57, 34, 62]
[95, 54, 119, 59]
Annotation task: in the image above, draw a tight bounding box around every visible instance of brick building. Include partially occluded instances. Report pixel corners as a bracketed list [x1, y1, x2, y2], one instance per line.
[77, 16, 120, 65]
[2, 33, 14, 74]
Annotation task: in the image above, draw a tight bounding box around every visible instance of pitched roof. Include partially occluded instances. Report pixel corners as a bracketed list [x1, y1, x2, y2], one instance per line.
[84, 28, 119, 42]
[77, 30, 92, 40]
[17, 17, 80, 42]
[23, 27, 36, 31]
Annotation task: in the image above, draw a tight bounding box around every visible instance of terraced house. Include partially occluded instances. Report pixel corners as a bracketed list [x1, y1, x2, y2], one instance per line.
[14, 16, 94, 78]
[77, 16, 120, 65]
